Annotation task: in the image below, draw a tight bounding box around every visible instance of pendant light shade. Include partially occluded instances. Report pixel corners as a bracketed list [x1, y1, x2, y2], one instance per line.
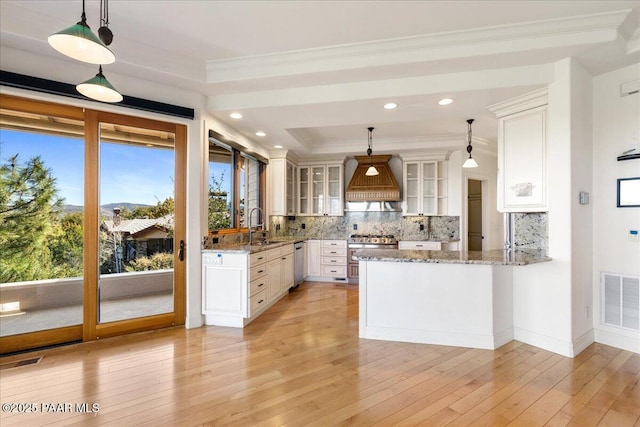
[365, 127, 379, 176]
[462, 119, 478, 168]
[48, 0, 115, 65]
[462, 157, 479, 168]
[76, 66, 123, 103]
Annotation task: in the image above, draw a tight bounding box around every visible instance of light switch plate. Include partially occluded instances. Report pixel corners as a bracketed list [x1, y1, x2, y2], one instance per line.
[579, 191, 589, 205]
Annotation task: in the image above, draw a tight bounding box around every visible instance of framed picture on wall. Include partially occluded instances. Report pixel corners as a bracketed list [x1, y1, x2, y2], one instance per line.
[617, 177, 640, 207]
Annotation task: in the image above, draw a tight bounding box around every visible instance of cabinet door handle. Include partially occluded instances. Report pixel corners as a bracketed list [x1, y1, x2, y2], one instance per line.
[258, 256, 265, 260]
[258, 299, 264, 304]
[416, 244, 423, 247]
[330, 270, 337, 273]
[258, 283, 264, 287]
[330, 260, 337, 263]
[330, 251, 337, 254]
[282, 257, 287, 260]
[258, 269, 264, 274]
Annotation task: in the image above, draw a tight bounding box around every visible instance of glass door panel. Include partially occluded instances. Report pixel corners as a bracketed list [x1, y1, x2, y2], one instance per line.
[0, 108, 84, 344]
[404, 163, 419, 214]
[327, 166, 341, 215]
[98, 123, 175, 323]
[312, 166, 325, 215]
[298, 167, 309, 214]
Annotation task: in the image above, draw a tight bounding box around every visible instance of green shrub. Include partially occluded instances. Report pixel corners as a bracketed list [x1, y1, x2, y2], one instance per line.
[125, 252, 173, 272]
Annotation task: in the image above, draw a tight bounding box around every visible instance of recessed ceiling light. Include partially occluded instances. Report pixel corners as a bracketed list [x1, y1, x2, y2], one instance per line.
[438, 98, 453, 106]
[274, 145, 283, 149]
[256, 131, 266, 137]
[230, 112, 243, 119]
[383, 102, 398, 110]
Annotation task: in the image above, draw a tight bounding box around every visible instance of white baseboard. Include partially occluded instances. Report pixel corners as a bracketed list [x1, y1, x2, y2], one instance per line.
[363, 326, 506, 350]
[514, 327, 574, 357]
[185, 315, 203, 329]
[572, 329, 595, 356]
[595, 328, 640, 354]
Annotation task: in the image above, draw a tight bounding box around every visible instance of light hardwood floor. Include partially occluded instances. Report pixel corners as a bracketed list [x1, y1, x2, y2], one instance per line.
[1, 282, 638, 426]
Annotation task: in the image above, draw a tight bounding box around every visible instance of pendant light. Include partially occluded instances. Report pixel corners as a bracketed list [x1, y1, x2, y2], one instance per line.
[48, 0, 115, 65]
[365, 127, 379, 176]
[462, 119, 479, 168]
[76, 65, 123, 103]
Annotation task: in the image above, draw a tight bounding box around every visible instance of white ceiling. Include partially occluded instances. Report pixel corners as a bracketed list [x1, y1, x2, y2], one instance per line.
[1, 1, 639, 158]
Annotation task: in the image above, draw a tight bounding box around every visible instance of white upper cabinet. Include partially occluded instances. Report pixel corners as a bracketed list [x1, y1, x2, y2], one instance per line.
[269, 157, 297, 216]
[402, 159, 447, 216]
[489, 88, 548, 213]
[298, 163, 344, 216]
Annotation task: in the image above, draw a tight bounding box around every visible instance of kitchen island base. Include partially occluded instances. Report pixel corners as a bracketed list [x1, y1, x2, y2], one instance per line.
[359, 261, 514, 350]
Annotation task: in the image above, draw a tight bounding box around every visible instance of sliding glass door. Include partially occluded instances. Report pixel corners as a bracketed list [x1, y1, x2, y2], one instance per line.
[85, 112, 186, 341]
[0, 96, 186, 353]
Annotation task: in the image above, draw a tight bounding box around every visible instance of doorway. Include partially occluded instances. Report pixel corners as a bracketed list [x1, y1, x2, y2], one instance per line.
[468, 179, 483, 251]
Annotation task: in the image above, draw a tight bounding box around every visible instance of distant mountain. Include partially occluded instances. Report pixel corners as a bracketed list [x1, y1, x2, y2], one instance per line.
[63, 203, 153, 215]
[63, 204, 84, 213]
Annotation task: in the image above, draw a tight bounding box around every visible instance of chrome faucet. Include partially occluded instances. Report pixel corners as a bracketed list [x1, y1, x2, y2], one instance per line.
[248, 207, 264, 246]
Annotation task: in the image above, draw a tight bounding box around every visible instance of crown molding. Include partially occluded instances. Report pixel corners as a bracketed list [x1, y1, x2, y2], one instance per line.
[206, 10, 631, 84]
[486, 87, 548, 118]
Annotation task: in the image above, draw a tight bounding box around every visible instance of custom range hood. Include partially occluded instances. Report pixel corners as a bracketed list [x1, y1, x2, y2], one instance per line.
[345, 155, 401, 211]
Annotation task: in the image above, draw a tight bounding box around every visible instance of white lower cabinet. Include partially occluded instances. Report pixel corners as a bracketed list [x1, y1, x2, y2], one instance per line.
[305, 239, 347, 282]
[203, 243, 294, 327]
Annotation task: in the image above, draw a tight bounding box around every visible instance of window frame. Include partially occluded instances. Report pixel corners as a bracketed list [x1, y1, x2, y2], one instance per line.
[207, 137, 266, 234]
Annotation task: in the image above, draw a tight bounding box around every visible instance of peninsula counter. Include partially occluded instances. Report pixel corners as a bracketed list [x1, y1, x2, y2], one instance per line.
[353, 249, 550, 350]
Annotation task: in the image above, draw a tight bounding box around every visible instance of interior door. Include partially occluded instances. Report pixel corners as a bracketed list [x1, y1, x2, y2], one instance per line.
[468, 179, 483, 251]
[85, 112, 186, 340]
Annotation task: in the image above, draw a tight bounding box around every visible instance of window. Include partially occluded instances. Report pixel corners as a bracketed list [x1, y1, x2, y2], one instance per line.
[208, 137, 264, 231]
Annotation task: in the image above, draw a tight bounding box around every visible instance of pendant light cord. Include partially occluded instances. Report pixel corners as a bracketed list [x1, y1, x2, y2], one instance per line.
[100, 0, 109, 27]
[466, 119, 474, 156]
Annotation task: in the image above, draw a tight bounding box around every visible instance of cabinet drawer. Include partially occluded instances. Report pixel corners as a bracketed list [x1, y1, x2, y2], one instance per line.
[322, 256, 346, 266]
[321, 265, 346, 277]
[399, 241, 441, 250]
[321, 240, 346, 248]
[267, 246, 283, 261]
[249, 277, 268, 296]
[280, 244, 294, 256]
[250, 251, 269, 266]
[250, 263, 268, 280]
[249, 289, 269, 316]
[321, 247, 347, 256]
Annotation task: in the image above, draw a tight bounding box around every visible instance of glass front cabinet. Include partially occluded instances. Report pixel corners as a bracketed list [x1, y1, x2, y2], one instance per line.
[298, 163, 344, 216]
[402, 160, 447, 216]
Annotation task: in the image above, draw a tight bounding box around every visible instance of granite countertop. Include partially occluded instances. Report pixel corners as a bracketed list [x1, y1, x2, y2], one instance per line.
[353, 248, 551, 266]
[202, 236, 305, 254]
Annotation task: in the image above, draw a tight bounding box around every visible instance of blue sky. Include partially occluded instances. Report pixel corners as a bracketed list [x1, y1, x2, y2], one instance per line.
[0, 129, 175, 206]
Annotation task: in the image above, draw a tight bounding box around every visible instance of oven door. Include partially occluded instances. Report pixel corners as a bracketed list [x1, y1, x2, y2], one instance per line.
[348, 247, 360, 278]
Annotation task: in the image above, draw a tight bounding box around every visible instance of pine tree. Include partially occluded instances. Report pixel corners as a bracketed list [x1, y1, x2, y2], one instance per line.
[0, 154, 63, 282]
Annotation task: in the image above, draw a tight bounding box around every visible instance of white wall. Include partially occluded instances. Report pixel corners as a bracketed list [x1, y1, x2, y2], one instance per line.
[592, 63, 640, 353]
[569, 59, 594, 347]
[513, 58, 579, 357]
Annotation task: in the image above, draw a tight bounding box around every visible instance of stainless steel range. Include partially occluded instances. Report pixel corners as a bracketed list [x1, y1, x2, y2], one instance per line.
[347, 234, 398, 279]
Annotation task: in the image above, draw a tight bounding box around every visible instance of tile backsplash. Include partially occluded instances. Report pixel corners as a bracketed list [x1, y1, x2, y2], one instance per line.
[270, 213, 459, 241]
[511, 212, 548, 251]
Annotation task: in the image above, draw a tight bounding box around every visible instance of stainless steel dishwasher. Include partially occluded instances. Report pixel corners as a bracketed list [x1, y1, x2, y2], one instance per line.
[292, 241, 304, 290]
